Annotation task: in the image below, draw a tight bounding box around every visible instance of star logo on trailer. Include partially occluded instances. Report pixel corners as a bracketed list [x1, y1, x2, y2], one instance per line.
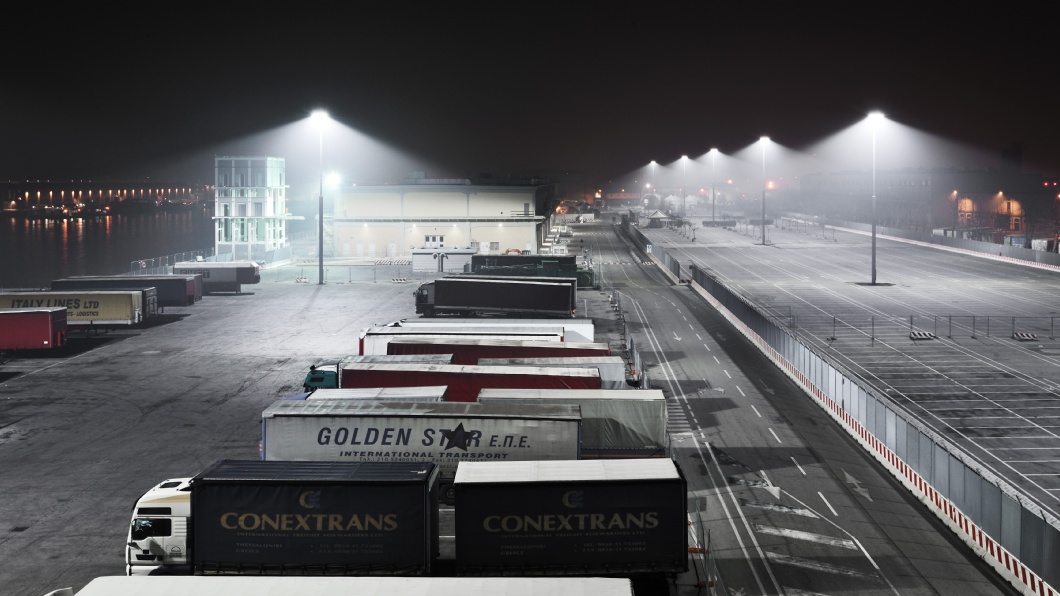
[440, 423, 471, 451]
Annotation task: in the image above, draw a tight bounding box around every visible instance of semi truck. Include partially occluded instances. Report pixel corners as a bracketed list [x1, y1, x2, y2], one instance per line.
[260, 400, 583, 503]
[413, 277, 575, 318]
[125, 459, 440, 576]
[172, 261, 260, 293]
[51, 274, 202, 306]
[303, 354, 456, 391]
[476, 388, 668, 458]
[453, 458, 688, 577]
[359, 325, 563, 356]
[386, 337, 612, 366]
[0, 291, 144, 326]
[0, 307, 67, 350]
[394, 317, 595, 342]
[479, 356, 629, 389]
[67, 575, 635, 596]
[302, 386, 449, 402]
[339, 362, 602, 402]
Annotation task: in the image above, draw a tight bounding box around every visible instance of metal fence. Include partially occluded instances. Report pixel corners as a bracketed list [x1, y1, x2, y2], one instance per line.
[626, 222, 1059, 595]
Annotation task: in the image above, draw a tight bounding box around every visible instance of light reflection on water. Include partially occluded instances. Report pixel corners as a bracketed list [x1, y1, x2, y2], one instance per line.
[0, 209, 216, 289]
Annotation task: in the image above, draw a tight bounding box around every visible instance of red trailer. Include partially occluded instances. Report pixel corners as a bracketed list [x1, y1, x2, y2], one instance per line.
[0, 307, 67, 350]
[386, 337, 611, 365]
[340, 362, 601, 402]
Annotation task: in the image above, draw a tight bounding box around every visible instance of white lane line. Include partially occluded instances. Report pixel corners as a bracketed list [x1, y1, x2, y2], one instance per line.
[724, 370, 732, 379]
[713, 355, 720, 364]
[791, 457, 806, 475]
[751, 406, 761, 418]
[738, 386, 746, 397]
[819, 492, 838, 516]
[703, 343, 711, 352]
[765, 552, 882, 582]
[769, 428, 783, 443]
[752, 524, 857, 549]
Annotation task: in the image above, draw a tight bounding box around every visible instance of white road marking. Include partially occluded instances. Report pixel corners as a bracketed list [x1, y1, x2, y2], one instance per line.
[819, 492, 838, 516]
[752, 524, 857, 549]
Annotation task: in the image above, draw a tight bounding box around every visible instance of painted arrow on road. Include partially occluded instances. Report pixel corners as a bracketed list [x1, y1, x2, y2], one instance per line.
[843, 469, 873, 501]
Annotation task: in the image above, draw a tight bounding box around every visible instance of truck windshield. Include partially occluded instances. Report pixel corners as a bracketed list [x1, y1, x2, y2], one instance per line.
[131, 517, 172, 540]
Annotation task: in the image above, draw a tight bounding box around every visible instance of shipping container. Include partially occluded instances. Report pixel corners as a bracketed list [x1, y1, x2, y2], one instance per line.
[479, 356, 628, 389]
[0, 291, 143, 325]
[454, 459, 688, 576]
[51, 274, 201, 306]
[359, 325, 563, 356]
[68, 575, 635, 596]
[340, 362, 601, 402]
[188, 460, 439, 575]
[0, 307, 67, 350]
[476, 389, 668, 458]
[172, 261, 260, 293]
[387, 337, 611, 365]
[260, 400, 582, 504]
[395, 317, 594, 342]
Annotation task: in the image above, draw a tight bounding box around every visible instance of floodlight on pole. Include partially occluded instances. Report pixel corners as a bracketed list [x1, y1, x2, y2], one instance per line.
[650, 161, 657, 194]
[760, 137, 769, 245]
[868, 111, 883, 285]
[681, 155, 688, 216]
[311, 109, 330, 285]
[710, 148, 718, 223]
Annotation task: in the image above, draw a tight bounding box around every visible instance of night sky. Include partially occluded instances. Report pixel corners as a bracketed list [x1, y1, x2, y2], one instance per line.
[2, 2, 1056, 196]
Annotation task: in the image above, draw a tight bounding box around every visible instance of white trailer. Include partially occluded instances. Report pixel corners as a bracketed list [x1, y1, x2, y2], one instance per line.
[63, 575, 634, 596]
[479, 356, 628, 389]
[476, 388, 668, 458]
[260, 399, 582, 503]
[172, 261, 260, 293]
[0, 291, 143, 326]
[305, 386, 449, 401]
[358, 325, 563, 355]
[394, 317, 595, 342]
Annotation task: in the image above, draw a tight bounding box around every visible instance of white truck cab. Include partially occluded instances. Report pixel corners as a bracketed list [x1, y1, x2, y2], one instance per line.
[125, 477, 191, 575]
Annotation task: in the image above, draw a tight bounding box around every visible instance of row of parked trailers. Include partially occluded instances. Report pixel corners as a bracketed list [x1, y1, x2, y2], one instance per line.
[0, 266, 260, 351]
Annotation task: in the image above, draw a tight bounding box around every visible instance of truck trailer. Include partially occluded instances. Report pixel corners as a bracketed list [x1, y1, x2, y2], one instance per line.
[0, 291, 143, 326]
[125, 459, 440, 576]
[453, 458, 688, 577]
[387, 337, 612, 366]
[305, 386, 449, 402]
[172, 261, 260, 293]
[359, 325, 563, 356]
[260, 400, 582, 504]
[394, 317, 595, 342]
[476, 388, 668, 458]
[479, 356, 629, 389]
[413, 277, 575, 318]
[339, 362, 602, 402]
[304, 354, 456, 391]
[51, 274, 202, 306]
[0, 307, 67, 350]
[68, 575, 635, 596]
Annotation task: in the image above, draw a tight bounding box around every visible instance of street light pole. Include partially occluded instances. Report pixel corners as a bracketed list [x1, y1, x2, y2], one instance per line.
[311, 109, 329, 286]
[710, 148, 717, 223]
[869, 111, 882, 285]
[760, 137, 768, 245]
[681, 155, 687, 216]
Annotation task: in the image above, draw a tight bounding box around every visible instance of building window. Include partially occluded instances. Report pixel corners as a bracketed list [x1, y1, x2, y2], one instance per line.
[490, 241, 500, 251]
